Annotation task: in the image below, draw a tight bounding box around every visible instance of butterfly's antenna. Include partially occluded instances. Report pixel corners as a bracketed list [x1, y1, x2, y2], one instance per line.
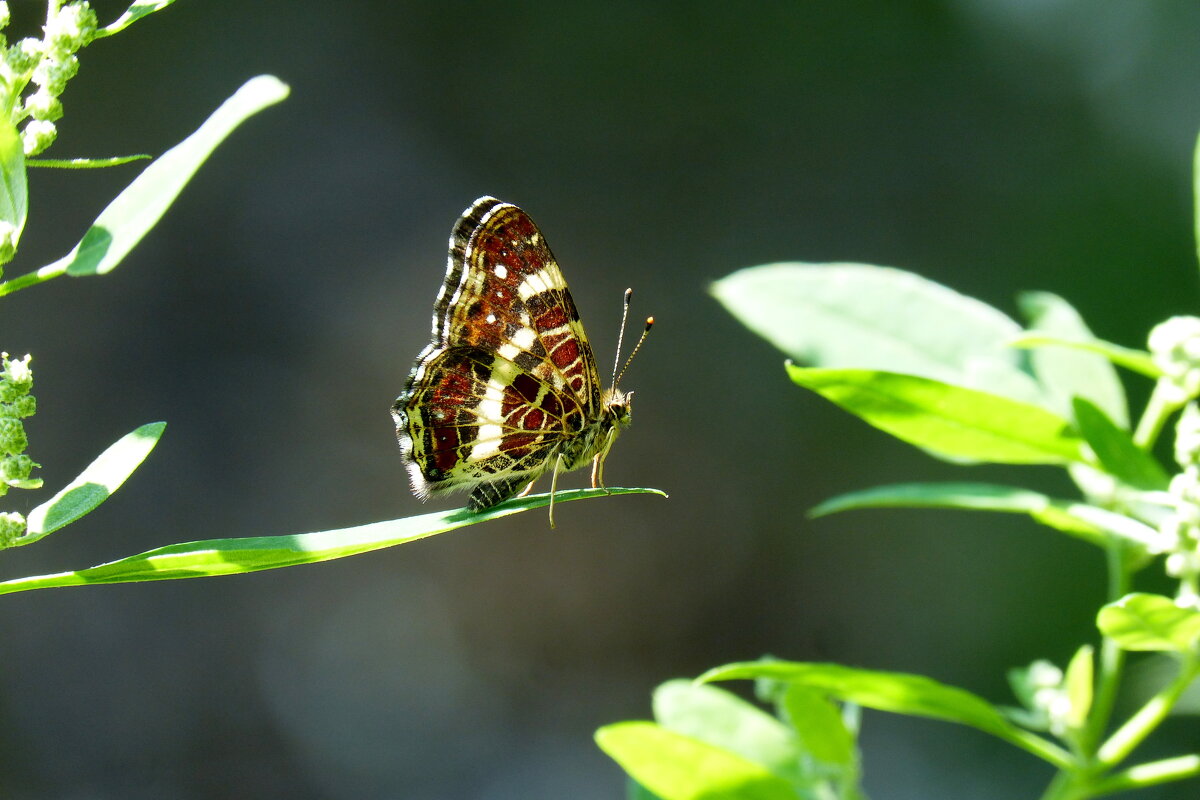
[611, 288, 634, 386]
[615, 316, 654, 389]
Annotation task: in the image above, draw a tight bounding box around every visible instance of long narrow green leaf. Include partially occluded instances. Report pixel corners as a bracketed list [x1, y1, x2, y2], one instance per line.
[595, 721, 800, 800]
[67, 75, 288, 276]
[1009, 333, 1160, 379]
[787, 366, 1083, 464]
[18, 422, 166, 545]
[808, 481, 1166, 551]
[698, 661, 1072, 769]
[96, 0, 178, 37]
[711, 263, 1044, 405]
[0, 76, 288, 296]
[0, 487, 664, 594]
[1072, 398, 1169, 490]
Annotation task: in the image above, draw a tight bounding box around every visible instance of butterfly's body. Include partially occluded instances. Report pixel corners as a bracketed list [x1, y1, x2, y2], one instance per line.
[393, 196, 634, 520]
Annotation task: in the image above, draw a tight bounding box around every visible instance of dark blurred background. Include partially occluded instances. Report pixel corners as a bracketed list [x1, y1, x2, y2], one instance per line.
[0, 1, 1198, 797]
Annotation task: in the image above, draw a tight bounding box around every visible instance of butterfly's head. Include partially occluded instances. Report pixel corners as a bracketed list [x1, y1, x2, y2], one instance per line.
[602, 388, 634, 431]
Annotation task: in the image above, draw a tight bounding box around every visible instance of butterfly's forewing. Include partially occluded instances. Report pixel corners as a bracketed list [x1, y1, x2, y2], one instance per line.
[394, 197, 603, 507]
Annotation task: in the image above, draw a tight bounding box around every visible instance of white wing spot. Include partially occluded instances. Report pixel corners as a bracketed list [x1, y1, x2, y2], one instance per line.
[486, 313, 496, 324]
[471, 377, 506, 459]
[517, 269, 553, 300]
[511, 326, 536, 351]
[494, 264, 507, 280]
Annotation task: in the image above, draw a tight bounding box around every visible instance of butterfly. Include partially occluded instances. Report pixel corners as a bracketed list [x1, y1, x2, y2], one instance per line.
[392, 196, 650, 526]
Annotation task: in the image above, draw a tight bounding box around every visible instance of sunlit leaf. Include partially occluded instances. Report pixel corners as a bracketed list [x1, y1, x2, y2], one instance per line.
[0, 117, 27, 264]
[780, 685, 856, 770]
[96, 0, 178, 36]
[711, 263, 1044, 405]
[1098, 594, 1200, 652]
[787, 366, 1083, 464]
[596, 722, 800, 800]
[1064, 645, 1094, 731]
[0, 76, 288, 297]
[653, 681, 805, 786]
[0, 488, 665, 593]
[18, 422, 166, 545]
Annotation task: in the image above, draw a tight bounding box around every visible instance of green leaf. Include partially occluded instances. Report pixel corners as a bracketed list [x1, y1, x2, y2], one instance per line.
[1098, 593, 1200, 653]
[780, 685, 856, 770]
[627, 778, 666, 800]
[699, 661, 1072, 768]
[67, 75, 288, 277]
[808, 481, 1165, 552]
[595, 722, 800, 800]
[1018, 292, 1129, 428]
[786, 366, 1083, 464]
[96, 0, 178, 36]
[1008, 333, 1159, 379]
[1072, 398, 1169, 490]
[1064, 645, 1094, 731]
[0, 76, 288, 297]
[653, 681, 805, 786]
[0, 116, 27, 263]
[17, 422, 166, 545]
[711, 263, 1044, 405]
[0, 487, 664, 594]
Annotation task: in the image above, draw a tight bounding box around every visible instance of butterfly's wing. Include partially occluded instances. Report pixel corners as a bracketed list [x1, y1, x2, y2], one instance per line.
[393, 196, 602, 507]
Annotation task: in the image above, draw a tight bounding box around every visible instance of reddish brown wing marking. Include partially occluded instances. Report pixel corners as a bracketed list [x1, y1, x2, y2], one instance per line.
[400, 345, 588, 492]
[442, 200, 601, 409]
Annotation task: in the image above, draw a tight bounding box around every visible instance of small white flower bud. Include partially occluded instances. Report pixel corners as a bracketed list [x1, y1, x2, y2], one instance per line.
[45, 2, 96, 53]
[23, 86, 61, 121]
[21, 118, 55, 156]
[4, 38, 42, 79]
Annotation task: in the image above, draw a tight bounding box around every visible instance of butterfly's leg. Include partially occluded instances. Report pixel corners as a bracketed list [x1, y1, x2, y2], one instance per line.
[517, 480, 536, 498]
[591, 429, 616, 493]
[548, 453, 564, 528]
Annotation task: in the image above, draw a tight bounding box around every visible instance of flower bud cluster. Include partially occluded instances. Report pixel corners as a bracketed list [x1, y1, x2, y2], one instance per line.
[0, 352, 36, 498]
[1011, 660, 1073, 737]
[1149, 316, 1200, 405]
[1159, 402, 1200, 605]
[0, 509, 23, 545]
[0, 1, 97, 156]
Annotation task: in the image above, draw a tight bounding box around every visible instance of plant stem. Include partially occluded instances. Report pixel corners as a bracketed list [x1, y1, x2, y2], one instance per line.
[1089, 754, 1200, 796]
[0, 257, 69, 296]
[1097, 656, 1200, 767]
[1132, 379, 1184, 450]
[1079, 542, 1130, 755]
